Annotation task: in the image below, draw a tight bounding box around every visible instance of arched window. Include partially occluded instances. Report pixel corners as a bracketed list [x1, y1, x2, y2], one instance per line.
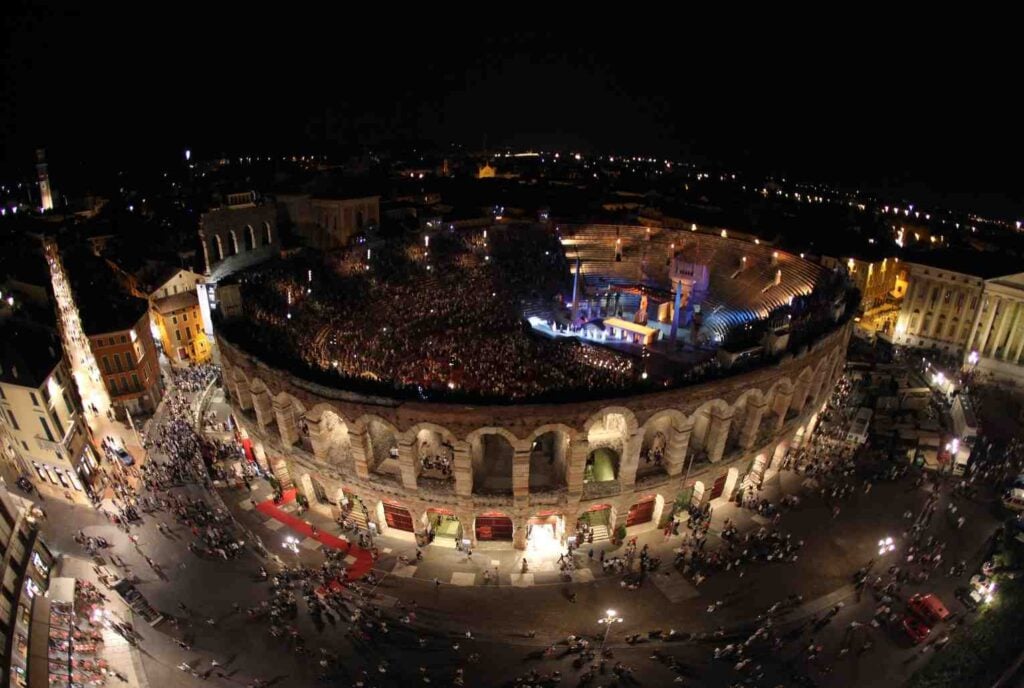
[263, 221, 272, 246]
[228, 230, 239, 255]
[211, 236, 223, 262]
[245, 225, 256, 251]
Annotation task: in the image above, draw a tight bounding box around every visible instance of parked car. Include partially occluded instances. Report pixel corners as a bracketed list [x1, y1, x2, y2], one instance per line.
[900, 613, 931, 644]
[907, 593, 951, 624]
[114, 447, 135, 467]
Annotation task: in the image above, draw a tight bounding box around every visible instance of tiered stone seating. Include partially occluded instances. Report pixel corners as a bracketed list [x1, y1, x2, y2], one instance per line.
[565, 225, 823, 340]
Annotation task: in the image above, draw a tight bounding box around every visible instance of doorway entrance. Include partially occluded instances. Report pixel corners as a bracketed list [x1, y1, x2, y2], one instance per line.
[526, 512, 564, 556]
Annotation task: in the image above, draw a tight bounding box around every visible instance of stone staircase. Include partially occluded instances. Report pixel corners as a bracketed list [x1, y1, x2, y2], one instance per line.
[588, 525, 611, 544]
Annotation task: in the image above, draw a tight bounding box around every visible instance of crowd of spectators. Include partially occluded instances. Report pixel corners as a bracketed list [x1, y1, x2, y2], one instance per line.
[222, 227, 639, 401]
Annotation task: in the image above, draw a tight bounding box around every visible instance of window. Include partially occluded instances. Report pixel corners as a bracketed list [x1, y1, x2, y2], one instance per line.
[21, 441, 28, 451]
[102, 356, 112, 374]
[172, 316, 177, 324]
[970, 297, 978, 310]
[121, 375, 129, 393]
[63, 393, 74, 416]
[38, 417, 54, 442]
[113, 354, 122, 372]
[175, 330, 181, 342]
[183, 312, 188, 322]
[131, 373, 140, 390]
[6, 409, 19, 431]
[29, 392, 38, 406]
[121, 335, 127, 343]
[50, 412, 64, 440]
[125, 350, 135, 367]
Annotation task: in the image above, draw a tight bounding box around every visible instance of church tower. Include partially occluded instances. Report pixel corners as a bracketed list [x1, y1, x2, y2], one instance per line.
[36, 148, 53, 212]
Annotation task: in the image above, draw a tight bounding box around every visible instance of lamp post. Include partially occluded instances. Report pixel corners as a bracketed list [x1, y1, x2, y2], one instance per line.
[598, 609, 623, 649]
[878, 536, 896, 557]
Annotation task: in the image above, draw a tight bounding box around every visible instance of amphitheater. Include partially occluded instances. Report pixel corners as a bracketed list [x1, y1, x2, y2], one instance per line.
[216, 223, 853, 551]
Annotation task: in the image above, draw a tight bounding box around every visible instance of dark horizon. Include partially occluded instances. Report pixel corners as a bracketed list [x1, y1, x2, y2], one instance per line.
[2, 8, 1022, 217]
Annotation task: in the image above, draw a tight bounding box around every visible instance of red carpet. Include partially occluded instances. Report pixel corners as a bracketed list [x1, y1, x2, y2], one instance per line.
[255, 489, 374, 581]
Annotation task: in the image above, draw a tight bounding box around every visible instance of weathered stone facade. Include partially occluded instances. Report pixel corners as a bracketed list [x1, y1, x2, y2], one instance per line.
[218, 323, 851, 548]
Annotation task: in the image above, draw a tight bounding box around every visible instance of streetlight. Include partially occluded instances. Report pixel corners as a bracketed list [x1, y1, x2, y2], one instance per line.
[598, 609, 623, 648]
[282, 535, 300, 558]
[878, 536, 896, 556]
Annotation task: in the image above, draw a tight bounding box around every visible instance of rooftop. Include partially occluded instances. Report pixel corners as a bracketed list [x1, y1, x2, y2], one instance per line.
[154, 290, 198, 315]
[64, 250, 149, 334]
[901, 247, 1024, 280]
[0, 317, 63, 388]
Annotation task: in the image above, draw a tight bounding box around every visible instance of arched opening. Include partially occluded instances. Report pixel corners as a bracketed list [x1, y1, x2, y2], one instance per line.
[377, 499, 415, 539]
[792, 424, 807, 450]
[228, 230, 239, 255]
[263, 221, 273, 245]
[210, 236, 224, 262]
[470, 431, 515, 495]
[299, 472, 330, 509]
[638, 416, 675, 480]
[770, 440, 789, 471]
[585, 411, 630, 490]
[365, 418, 400, 480]
[575, 504, 615, 544]
[245, 224, 256, 251]
[741, 453, 769, 494]
[319, 410, 351, 467]
[625, 494, 665, 530]
[528, 429, 569, 490]
[416, 427, 454, 484]
[475, 511, 513, 543]
[584, 447, 619, 483]
[689, 403, 723, 464]
[423, 508, 461, 548]
[526, 511, 564, 556]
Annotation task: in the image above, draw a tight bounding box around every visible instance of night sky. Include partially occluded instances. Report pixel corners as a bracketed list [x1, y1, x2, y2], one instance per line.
[2, 7, 1021, 214]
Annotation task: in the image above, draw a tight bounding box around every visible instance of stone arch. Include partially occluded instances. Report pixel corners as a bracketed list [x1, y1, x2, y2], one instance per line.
[764, 377, 794, 427]
[354, 415, 401, 478]
[728, 388, 765, 450]
[638, 409, 688, 479]
[272, 391, 305, 447]
[228, 229, 240, 255]
[263, 221, 273, 246]
[406, 422, 459, 484]
[248, 377, 274, 429]
[527, 424, 576, 491]
[791, 366, 815, 415]
[688, 399, 730, 452]
[306, 403, 352, 466]
[244, 224, 256, 251]
[465, 427, 518, 495]
[229, 367, 250, 409]
[769, 438, 790, 471]
[583, 405, 639, 438]
[210, 235, 224, 263]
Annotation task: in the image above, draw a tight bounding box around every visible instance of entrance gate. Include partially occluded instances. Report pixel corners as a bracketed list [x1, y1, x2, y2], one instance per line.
[475, 514, 513, 541]
[626, 496, 656, 527]
[382, 501, 414, 532]
[709, 472, 728, 500]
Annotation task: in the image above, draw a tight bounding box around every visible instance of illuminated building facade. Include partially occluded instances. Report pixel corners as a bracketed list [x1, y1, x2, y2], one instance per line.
[0, 319, 97, 503]
[0, 486, 54, 688]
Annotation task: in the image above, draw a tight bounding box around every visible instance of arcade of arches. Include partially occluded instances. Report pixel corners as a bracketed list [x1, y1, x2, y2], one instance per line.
[219, 325, 849, 551]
